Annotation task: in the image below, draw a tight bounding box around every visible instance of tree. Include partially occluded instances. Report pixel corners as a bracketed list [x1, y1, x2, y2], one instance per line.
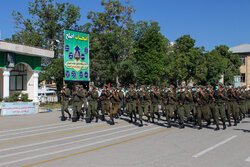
[134, 21, 169, 86]
[165, 35, 205, 86]
[10, 0, 81, 90]
[213, 45, 241, 85]
[85, 0, 136, 87]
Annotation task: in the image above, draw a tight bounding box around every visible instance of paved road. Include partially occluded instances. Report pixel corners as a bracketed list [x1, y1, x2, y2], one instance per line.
[0, 111, 249, 167]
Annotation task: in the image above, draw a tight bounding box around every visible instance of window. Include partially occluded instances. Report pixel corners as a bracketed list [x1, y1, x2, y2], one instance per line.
[240, 55, 245, 65]
[10, 64, 27, 91]
[240, 73, 245, 83]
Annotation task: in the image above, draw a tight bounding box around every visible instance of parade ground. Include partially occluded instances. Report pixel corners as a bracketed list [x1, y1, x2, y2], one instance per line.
[0, 111, 249, 167]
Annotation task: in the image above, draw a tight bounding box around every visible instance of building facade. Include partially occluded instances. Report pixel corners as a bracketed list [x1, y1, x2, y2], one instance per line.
[0, 40, 54, 102]
[229, 44, 250, 88]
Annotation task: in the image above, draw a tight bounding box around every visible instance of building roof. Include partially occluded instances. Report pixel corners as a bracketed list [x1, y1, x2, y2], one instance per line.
[0, 40, 54, 58]
[229, 43, 250, 54]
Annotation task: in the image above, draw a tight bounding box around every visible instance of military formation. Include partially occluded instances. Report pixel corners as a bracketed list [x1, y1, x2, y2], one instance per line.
[60, 83, 250, 130]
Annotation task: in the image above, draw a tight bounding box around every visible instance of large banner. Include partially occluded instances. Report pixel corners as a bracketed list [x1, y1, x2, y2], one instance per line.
[64, 29, 90, 81]
[1, 102, 36, 116]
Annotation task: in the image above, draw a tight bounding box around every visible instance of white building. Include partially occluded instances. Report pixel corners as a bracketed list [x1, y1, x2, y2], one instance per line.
[0, 40, 54, 102]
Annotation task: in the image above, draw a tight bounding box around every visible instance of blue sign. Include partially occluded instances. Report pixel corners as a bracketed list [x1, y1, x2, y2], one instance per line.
[1, 102, 36, 116]
[84, 72, 88, 78]
[79, 71, 83, 78]
[69, 52, 73, 60]
[65, 45, 70, 52]
[66, 71, 70, 78]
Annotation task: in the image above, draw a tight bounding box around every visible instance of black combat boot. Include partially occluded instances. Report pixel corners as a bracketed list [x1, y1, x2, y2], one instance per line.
[179, 123, 185, 129]
[129, 115, 133, 123]
[147, 117, 150, 123]
[157, 113, 160, 121]
[193, 120, 197, 126]
[110, 119, 115, 125]
[233, 119, 237, 126]
[101, 115, 105, 121]
[223, 123, 226, 130]
[72, 117, 77, 122]
[206, 120, 211, 127]
[85, 118, 91, 123]
[61, 116, 67, 121]
[96, 116, 99, 123]
[198, 125, 202, 130]
[152, 117, 155, 123]
[214, 125, 220, 131]
[68, 113, 71, 119]
[139, 120, 143, 127]
[228, 120, 231, 127]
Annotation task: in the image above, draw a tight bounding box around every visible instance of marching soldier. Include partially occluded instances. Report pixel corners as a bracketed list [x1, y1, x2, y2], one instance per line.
[126, 85, 137, 123]
[183, 87, 193, 123]
[149, 86, 161, 123]
[86, 85, 99, 123]
[60, 84, 71, 121]
[138, 85, 150, 126]
[177, 88, 185, 128]
[72, 85, 84, 122]
[237, 87, 247, 121]
[100, 86, 110, 121]
[196, 86, 210, 130]
[214, 84, 227, 130]
[110, 88, 120, 125]
[227, 84, 239, 126]
[165, 86, 176, 127]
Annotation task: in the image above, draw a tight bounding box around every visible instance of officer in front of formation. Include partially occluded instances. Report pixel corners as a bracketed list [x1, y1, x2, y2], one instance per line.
[60, 84, 71, 121]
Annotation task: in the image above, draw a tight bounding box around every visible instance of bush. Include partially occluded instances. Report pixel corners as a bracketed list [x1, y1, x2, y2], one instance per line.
[2, 92, 31, 102]
[21, 93, 30, 102]
[0, 98, 2, 102]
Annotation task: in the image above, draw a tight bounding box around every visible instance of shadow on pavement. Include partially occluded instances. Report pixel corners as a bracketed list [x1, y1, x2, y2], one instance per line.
[233, 128, 250, 133]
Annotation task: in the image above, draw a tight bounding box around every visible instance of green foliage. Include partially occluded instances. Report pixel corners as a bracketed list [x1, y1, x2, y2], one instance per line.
[134, 21, 169, 86]
[9, 0, 81, 90]
[213, 45, 241, 84]
[7, 0, 241, 87]
[2, 93, 31, 102]
[21, 93, 30, 102]
[3, 92, 21, 102]
[85, 0, 136, 87]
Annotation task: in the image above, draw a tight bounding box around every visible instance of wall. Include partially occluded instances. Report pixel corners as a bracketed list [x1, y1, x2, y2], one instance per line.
[0, 51, 41, 71]
[0, 70, 3, 98]
[246, 53, 250, 88]
[0, 52, 6, 68]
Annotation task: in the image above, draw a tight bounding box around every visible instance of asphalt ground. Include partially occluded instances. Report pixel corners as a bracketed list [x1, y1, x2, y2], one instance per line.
[0, 111, 249, 167]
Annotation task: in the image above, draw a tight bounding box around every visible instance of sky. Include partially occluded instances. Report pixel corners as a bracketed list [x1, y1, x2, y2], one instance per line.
[0, 0, 249, 51]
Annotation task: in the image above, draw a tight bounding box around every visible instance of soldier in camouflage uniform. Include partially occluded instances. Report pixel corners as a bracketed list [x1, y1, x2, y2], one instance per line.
[138, 85, 150, 126]
[149, 86, 161, 123]
[214, 84, 227, 130]
[126, 86, 137, 123]
[165, 86, 176, 127]
[110, 88, 120, 125]
[60, 84, 71, 121]
[100, 86, 110, 121]
[227, 84, 239, 126]
[183, 87, 193, 123]
[86, 85, 99, 123]
[237, 87, 246, 121]
[72, 85, 84, 122]
[177, 88, 185, 128]
[196, 86, 210, 130]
